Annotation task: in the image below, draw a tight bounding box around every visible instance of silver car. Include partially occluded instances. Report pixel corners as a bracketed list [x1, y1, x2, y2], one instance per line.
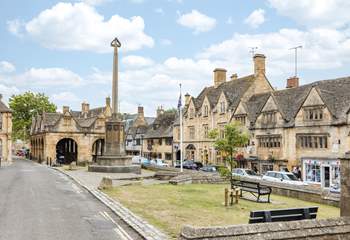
[232, 168, 261, 179]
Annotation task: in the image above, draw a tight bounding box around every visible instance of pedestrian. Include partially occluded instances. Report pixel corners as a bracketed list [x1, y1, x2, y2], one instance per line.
[292, 166, 298, 177]
[253, 166, 258, 174]
[297, 167, 302, 180]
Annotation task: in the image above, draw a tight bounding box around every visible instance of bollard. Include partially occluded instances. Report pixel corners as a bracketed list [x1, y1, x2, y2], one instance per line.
[225, 188, 228, 207]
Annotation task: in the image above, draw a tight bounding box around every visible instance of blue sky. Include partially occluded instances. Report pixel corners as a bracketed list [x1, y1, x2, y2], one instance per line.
[1, 0, 350, 116]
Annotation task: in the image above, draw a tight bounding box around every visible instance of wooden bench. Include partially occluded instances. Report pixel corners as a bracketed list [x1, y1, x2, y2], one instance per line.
[249, 207, 318, 224]
[231, 179, 271, 203]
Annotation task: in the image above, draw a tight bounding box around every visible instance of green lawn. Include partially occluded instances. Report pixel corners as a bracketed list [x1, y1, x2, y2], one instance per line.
[104, 184, 340, 239]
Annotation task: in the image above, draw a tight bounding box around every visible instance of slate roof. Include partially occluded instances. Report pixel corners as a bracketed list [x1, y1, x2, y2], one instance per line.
[192, 75, 255, 112]
[144, 112, 176, 139]
[0, 99, 11, 113]
[245, 76, 350, 126]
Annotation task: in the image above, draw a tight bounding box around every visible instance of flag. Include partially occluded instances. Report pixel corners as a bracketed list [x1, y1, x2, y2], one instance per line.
[177, 93, 182, 110]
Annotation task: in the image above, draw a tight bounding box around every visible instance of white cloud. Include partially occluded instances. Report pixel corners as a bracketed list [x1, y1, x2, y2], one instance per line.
[268, 0, 350, 28]
[9, 2, 154, 53]
[226, 17, 234, 25]
[81, 0, 107, 5]
[0, 61, 16, 73]
[0, 84, 20, 102]
[6, 19, 24, 37]
[177, 10, 216, 34]
[122, 55, 154, 68]
[11, 67, 83, 88]
[244, 9, 265, 28]
[51, 91, 80, 102]
[160, 38, 172, 46]
[154, 8, 164, 15]
[198, 27, 350, 85]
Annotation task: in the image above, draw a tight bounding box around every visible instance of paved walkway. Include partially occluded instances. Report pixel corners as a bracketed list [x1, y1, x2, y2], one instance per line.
[56, 166, 156, 189]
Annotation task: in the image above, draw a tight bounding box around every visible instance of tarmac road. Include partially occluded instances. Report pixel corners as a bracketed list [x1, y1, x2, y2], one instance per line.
[0, 158, 142, 240]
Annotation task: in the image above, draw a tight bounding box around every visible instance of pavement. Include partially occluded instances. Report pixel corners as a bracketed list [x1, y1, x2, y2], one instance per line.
[55, 166, 156, 189]
[0, 158, 142, 240]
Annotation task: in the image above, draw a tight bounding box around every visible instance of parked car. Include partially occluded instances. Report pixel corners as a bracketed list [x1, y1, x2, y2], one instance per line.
[175, 160, 202, 170]
[131, 156, 148, 164]
[262, 171, 308, 186]
[232, 168, 261, 179]
[200, 165, 217, 172]
[153, 159, 169, 167]
[141, 158, 151, 166]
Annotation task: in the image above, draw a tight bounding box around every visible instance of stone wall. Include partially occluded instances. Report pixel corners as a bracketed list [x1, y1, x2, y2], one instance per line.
[179, 217, 350, 240]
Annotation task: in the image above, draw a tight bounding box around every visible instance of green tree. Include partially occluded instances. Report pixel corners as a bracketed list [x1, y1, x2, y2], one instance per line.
[209, 122, 249, 184]
[9, 92, 56, 141]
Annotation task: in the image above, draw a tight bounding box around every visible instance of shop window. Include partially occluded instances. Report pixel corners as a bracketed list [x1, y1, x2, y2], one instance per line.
[298, 135, 328, 149]
[136, 139, 141, 146]
[257, 135, 282, 148]
[305, 162, 321, 183]
[158, 139, 162, 145]
[261, 164, 273, 174]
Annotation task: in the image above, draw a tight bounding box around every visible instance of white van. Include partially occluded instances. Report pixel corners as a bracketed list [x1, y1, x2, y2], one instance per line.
[262, 171, 308, 186]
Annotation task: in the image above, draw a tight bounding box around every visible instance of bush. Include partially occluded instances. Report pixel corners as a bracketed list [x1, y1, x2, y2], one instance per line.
[217, 166, 231, 178]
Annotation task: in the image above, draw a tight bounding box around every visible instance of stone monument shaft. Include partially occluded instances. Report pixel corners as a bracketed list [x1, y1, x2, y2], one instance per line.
[111, 38, 121, 115]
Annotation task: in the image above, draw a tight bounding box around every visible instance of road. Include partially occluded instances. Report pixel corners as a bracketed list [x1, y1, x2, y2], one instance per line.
[0, 158, 142, 240]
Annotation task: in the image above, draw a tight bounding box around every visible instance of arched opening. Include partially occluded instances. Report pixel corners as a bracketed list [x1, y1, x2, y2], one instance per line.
[92, 139, 105, 162]
[56, 138, 78, 164]
[176, 150, 181, 161]
[186, 144, 196, 161]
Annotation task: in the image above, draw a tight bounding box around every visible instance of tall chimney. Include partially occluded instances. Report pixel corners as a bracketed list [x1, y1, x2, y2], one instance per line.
[253, 54, 266, 76]
[156, 106, 164, 117]
[63, 106, 69, 114]
[105, 96, 111, 106]
[81, 102, 90, 113]
[213, 68, 227, 88]
[230, 73, 238, 81]
[185, 93, 191, 106]
[138, 106, 144, 118]
[0, 94, 3, 101]
[286, 76, 299, 88]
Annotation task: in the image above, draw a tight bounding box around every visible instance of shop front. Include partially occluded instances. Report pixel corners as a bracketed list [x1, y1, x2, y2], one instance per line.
[302, 158, 340, 188]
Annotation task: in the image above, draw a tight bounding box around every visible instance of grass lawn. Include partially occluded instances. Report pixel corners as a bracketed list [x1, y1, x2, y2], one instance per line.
[104, 184, 340, 239]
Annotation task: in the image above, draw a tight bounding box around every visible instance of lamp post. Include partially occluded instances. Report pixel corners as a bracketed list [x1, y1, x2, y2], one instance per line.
[140, 134, 144, 157]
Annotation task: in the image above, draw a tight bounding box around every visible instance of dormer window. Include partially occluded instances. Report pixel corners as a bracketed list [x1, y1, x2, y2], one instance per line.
[220, 101, 226, 114]
[304, 106, 323, 121]
[189, 108, 195, 119]
[234, 114, 246, 125]
[262, 111, 277, 125]
[203, 105, 209, 117]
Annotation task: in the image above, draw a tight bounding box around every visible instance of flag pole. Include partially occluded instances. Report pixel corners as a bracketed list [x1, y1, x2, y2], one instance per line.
[179, 84, 183, 173]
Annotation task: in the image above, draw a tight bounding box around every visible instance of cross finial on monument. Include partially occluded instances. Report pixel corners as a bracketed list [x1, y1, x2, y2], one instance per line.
[111, 37, 121, 48]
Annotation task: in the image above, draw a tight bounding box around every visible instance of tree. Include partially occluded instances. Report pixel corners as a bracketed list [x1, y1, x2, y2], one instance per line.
[209, 122, 249, 185]
[9, 92, 56, 141]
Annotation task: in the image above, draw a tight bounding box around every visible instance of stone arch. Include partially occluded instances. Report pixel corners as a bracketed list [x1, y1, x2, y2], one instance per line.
[56, 138, 78, 164]
[92, 138, 105, 162]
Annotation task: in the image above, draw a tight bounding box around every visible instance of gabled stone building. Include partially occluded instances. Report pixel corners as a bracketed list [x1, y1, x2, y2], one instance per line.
[125, 106, 155, 156]
[142, 107, 176, 163]
[0, 95, 12, 165]
[175, 53, 350, 188]
[30, 98, 112, 164]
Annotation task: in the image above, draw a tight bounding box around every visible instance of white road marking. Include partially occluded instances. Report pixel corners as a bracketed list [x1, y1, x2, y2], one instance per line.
[100, 211, 133, 240]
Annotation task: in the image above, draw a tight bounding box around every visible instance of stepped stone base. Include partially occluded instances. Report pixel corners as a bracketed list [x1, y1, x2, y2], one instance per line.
[88, 155, 141, 174]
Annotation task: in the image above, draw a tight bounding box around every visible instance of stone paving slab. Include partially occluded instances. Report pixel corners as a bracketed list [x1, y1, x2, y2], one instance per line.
[55, 166, 155, 189]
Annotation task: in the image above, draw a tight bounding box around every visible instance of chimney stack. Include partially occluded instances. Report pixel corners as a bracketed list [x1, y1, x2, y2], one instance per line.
[253, 54, 266, 76]
[81, 102, 90, 113]
[156, 106, 164, 117]
[138, 106, 144, 118]
[63, 106, 69, 114]
[286, 76, 299, 88]
[213, 68, 227, 88]
[105, 96, 111, 106]
[185, 93, 191, 106]
[0, 94, 3, 101]
[230, 73, 238, 81]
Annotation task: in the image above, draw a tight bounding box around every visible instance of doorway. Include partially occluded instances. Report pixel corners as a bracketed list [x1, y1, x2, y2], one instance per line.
[322, 165, 330, 188]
